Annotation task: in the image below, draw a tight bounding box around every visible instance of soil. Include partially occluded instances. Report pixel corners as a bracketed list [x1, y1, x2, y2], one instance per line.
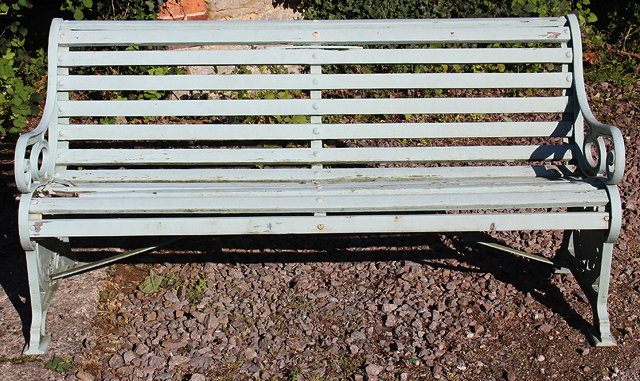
[0, 80, 638, 381]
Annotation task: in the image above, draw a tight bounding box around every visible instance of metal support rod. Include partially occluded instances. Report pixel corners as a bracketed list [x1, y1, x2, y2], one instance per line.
[478, 241, 554, 265]
[50, 238, 182, 280]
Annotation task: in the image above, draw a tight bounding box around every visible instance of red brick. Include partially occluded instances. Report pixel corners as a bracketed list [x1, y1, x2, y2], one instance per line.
[158, 0, 207, 21]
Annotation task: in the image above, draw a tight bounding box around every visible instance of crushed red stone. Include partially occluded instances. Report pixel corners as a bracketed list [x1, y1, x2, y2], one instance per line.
[0, 80, 638, 380]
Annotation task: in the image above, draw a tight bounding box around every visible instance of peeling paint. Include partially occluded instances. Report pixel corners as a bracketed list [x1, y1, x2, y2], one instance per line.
[33, 221, 45, 233]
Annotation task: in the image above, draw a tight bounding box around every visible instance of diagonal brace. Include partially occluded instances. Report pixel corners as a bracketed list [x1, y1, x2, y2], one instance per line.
[50, 238, 182, 280]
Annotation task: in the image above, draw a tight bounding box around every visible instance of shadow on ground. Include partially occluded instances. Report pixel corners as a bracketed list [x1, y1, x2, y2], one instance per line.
[0, 138, 31, 342]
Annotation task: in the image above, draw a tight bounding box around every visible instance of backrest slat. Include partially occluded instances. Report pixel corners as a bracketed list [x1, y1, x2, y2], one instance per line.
[59, 19, 570, 46]
[59, 73, 573, 91]
[59, 48, 573, 67]
[59, 122, 573, 141]
[58, 145, 573, 166]
[58, 97, 571, 117]
[62, 18, 568, 30]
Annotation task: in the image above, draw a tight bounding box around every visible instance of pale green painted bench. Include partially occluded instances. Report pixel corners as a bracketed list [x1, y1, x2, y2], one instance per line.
[15, 15, 625, 354]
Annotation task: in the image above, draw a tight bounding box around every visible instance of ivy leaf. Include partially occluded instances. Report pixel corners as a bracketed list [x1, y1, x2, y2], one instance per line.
[83, 0, 93, 8]
[73, 8, 83, 20]
[12, 117, 27, 128]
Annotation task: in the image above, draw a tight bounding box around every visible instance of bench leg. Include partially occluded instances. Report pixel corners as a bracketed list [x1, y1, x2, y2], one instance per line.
[560, 230, 616, 346]
[23, 239, 74, 354]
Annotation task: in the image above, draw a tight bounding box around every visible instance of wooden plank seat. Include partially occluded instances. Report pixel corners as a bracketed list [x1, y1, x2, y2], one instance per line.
[15, 15, 625, 354]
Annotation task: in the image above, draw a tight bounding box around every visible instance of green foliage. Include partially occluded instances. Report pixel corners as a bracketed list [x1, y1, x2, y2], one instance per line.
[138, 270, 165, 294]
[0, 0, 45, 135]
[0, 0, 162, 135]
[297, 0, 454, 20]
[184, 273, 208, 305]
[60, 0, 94, 20]
[60, 0, 159, 21]
[43, 356, 74, 373]
[297, 0, 601, 22]
[584, 0, 639, 86]
[510, 0, 571, 18]
[593, 1, 639, 51]
[0, 46, 45, 134]
[143, 271, 208, 305]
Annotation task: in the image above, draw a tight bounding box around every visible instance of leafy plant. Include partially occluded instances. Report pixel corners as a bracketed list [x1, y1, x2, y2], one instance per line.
[138, 270, 165, 294]
[184, 273, 208, 305]
[43, 356, 74, 373]
[0, 0, 46, 135]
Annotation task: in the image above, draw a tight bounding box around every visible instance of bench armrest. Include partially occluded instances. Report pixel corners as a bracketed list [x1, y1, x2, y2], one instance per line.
[14, 19, 63, 193]
[579, 115, 626, 185]
[567, 14, 625, 185]
[14, 102, 56, 193]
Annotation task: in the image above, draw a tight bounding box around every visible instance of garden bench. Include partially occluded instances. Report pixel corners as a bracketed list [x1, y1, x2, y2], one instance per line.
[15, 15, 625, 354]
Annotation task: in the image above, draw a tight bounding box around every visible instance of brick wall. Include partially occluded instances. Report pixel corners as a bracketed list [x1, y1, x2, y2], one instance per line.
[158, 0, 208, 20]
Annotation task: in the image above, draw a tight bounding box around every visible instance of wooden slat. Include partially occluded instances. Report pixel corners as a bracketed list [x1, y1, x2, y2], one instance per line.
[59, 24, 570, 46]
[40, 182, 608, 200]
[30, 189, 607, 214]
[29, 213, 609, 238]
[55, 166, 565, 183]
[59, 48, 573, 67]
[40, 177, 586, 195]
[41, 178, 603, 198]
[58, 122, 573, 141]
[59, 73, 573, 91]
[57, 145, 573, 166]
[57, 97, 571, 117]
[60, 18, 568, 31]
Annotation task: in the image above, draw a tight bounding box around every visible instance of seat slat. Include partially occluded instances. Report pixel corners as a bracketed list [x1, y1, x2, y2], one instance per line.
[55, 166, 565, 183]
[57, 145, 573, 166]
[59, 27, 570, 46]
[53, 177, 568, 191]
[32, 189, 607, 214]
[59, 48, 573, 67]
[58, 97, 571, 117]
[58, 122, 573, 141]
[29, 213, 609, 238]
[41, 178, 602, 198]
[59, 73, 572, 91]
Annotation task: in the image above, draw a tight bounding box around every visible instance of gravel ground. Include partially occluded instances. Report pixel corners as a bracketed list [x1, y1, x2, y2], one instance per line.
[0, 81, 638, 380]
